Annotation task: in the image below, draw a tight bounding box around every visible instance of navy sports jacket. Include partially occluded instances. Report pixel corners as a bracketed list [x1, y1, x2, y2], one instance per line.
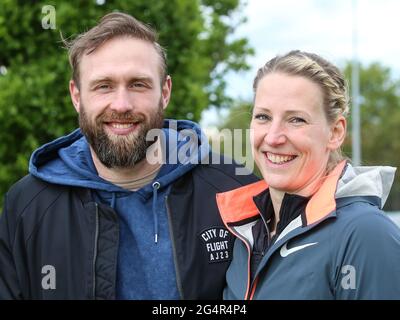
[0, 160, 258, 299]
[217, 161, 400, 299]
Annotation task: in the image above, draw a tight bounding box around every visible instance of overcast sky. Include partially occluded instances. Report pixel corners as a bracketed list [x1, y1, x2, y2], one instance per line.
[201, 0, 400, 127]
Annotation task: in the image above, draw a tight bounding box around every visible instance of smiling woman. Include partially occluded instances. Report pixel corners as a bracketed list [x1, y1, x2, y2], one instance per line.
[251, 72, 341, 199]
[216, 50, 400, 300]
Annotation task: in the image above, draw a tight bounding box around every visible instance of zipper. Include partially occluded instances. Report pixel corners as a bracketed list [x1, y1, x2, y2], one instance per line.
[165, 196, 184, 299]
[226, 224, 253, 300]
[245, 213, 271, 300]
[259, 212, 271, 255]
[92, 203, 99, 299]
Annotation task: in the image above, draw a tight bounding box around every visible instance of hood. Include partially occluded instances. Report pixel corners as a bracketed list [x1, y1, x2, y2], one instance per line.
[217, 161, 397, 227]
[335, 164, 396, 208]
[29, 119, 211, 196]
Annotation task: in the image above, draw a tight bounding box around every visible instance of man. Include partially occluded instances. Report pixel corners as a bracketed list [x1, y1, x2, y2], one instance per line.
[0, 12, 258, 299]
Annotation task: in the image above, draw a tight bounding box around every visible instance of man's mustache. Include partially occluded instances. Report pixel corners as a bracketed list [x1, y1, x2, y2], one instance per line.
[97, 111, 146, 123]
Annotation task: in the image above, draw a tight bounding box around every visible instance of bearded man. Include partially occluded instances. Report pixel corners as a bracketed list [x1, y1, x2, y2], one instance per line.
[0, 12, 258, 300]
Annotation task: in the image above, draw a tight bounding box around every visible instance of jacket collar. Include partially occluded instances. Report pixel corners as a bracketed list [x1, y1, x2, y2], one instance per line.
[216, 160, 347, 227]
[252, 189, 309, 235]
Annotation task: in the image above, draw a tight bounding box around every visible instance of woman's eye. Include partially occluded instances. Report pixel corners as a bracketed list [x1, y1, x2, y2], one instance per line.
[290, 117, 306, 124]
[254, 114, 271, 121]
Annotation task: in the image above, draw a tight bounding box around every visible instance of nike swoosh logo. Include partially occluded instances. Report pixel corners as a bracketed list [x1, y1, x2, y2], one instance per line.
[280, 241, 318, 257]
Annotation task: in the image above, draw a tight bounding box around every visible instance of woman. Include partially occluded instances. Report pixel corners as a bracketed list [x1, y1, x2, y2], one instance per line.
[217, 50, 400, 299]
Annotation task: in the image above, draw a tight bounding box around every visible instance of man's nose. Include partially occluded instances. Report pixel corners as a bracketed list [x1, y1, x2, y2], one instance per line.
[264, 121, 287, 146]
[109, 88, 133, 113]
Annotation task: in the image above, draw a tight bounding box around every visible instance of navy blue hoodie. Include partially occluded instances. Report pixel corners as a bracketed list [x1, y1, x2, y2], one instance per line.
[29, 119, 210, 299]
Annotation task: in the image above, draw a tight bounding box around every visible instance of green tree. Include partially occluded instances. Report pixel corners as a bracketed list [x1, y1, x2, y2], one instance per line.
[0, 0, 253, 207]
[215, 101, 260, 176]
[344, 62, 400, 211]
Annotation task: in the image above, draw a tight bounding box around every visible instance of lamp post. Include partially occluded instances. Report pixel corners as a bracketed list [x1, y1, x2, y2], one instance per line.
[352, 0, 361, 166]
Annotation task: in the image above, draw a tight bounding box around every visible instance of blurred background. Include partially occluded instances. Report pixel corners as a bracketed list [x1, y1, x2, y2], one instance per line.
[0, 0, 399, 218]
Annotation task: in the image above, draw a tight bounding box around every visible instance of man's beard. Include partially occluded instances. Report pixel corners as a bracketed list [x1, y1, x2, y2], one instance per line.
[79, 100, 164, 169]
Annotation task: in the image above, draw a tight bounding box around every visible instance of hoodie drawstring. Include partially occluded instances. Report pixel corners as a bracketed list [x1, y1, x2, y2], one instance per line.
[110, 192, 116, 209]
[152, 181, 161, 244]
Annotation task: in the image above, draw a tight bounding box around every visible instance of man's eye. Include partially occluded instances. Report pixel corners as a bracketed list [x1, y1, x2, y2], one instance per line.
[131, 82, 146, 88]
[96, 84, 111, 90]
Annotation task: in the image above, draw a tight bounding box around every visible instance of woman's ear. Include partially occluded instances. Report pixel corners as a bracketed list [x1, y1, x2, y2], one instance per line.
[327, 116, 347, 151]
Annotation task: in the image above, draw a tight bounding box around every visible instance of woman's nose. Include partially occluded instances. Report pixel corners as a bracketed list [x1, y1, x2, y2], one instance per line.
[264, 121, 287, 146]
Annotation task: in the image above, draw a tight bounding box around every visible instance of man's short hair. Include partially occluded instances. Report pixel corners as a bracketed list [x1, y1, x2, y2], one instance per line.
[64, 12, 167, 88]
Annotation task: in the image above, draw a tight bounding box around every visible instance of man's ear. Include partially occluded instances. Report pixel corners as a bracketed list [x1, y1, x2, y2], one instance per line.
[161, 75, 172, 110]
[69, 80, 80, 113]
[327, 116, 347, 151]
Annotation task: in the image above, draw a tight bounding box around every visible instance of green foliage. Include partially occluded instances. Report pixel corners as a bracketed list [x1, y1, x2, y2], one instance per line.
[216, 101, 260, 176]
[219, 100, 252, 129]
[344, 62, 400, 210]
[0, 0, 252, 207]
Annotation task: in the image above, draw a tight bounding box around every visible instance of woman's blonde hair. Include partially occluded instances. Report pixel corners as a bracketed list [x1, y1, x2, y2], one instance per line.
[253, 50, 349, 171]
